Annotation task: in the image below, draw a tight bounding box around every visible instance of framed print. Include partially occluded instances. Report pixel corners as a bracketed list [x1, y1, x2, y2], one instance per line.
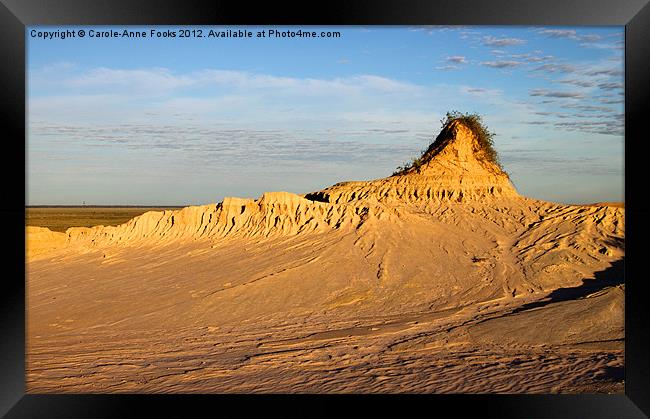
[1, 0, 649, 417]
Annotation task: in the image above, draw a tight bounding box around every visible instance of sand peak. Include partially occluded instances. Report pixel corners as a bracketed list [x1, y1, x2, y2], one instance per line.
[397, 119, 508, 178]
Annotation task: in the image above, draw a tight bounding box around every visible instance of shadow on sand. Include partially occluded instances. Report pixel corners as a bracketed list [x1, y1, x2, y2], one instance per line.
[511, 257, 624, 315]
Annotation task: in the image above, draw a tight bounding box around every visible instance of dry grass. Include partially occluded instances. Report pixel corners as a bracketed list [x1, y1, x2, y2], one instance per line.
[26, 207, 182, 232]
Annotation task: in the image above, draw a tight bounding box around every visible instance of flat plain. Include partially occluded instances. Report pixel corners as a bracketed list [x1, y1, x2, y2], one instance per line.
[26, 207, 183, 232]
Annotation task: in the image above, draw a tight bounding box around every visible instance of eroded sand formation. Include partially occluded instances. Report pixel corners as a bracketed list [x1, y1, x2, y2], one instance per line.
[26, 120, 624, 393]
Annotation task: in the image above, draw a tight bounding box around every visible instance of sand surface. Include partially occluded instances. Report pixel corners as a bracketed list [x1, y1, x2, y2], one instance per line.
[26, 121, 624, 393]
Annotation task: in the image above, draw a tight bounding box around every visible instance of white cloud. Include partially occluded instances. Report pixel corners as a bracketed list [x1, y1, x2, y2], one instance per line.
[482, 36, 526, 47]
[38, 66, 425, 98]
[69, 67, 196, 92]
[481, 60, 525, 69]
[446, 55, 466, 64]
[435, 65, 459, 71]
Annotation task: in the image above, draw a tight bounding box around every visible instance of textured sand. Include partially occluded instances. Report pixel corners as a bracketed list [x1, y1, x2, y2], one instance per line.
[26, 121, 624, 393]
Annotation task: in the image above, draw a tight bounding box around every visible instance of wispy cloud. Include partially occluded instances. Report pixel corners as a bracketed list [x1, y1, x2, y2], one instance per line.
[29, 122, 423, 164]
[536, 29, 621, 51]
[532, 63, 577, 73]
[435, 65, 459, 71]
[598, 97, 624, 104]
[561, 103, 613, 112]
[556, 79, 596, 88]
[526, 56, 550, 63]
[579, 41, 624, 50]
[538, 29, 602, 44]
[446, 55, 466, 64]
[481, 60, 525, 69]
[408, 26, 466, 35]
[585, 68, 623, 77]
[435, 55, 467, 71]
[482, 36, 526, 47]
[538, 29, 576, 38]
[69, 67, 195, 92]
[529, 89, 585, 98]
[43, 67, 426, 97]
[537, 29, 601, 43]
[598, 81, 624, 91]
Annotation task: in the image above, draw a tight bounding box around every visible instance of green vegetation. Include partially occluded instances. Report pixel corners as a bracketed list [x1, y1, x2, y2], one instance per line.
[393, 111, 506, 176]
[26, 207, 182, 232]
[440, 111, 504, 171]
[393, 155, 425, 175]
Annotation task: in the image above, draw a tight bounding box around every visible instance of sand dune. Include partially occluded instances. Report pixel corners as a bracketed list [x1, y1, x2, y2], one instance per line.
[26, 119, 624, 393]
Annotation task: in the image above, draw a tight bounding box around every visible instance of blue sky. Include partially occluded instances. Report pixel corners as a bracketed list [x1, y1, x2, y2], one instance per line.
[27, 26, 624, 205]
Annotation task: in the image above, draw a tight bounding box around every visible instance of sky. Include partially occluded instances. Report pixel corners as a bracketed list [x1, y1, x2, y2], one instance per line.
[27, 26, 624, 205]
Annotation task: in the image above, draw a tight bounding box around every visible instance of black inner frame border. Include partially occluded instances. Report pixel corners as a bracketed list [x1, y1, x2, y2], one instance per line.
[1, 1, 648, 417]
